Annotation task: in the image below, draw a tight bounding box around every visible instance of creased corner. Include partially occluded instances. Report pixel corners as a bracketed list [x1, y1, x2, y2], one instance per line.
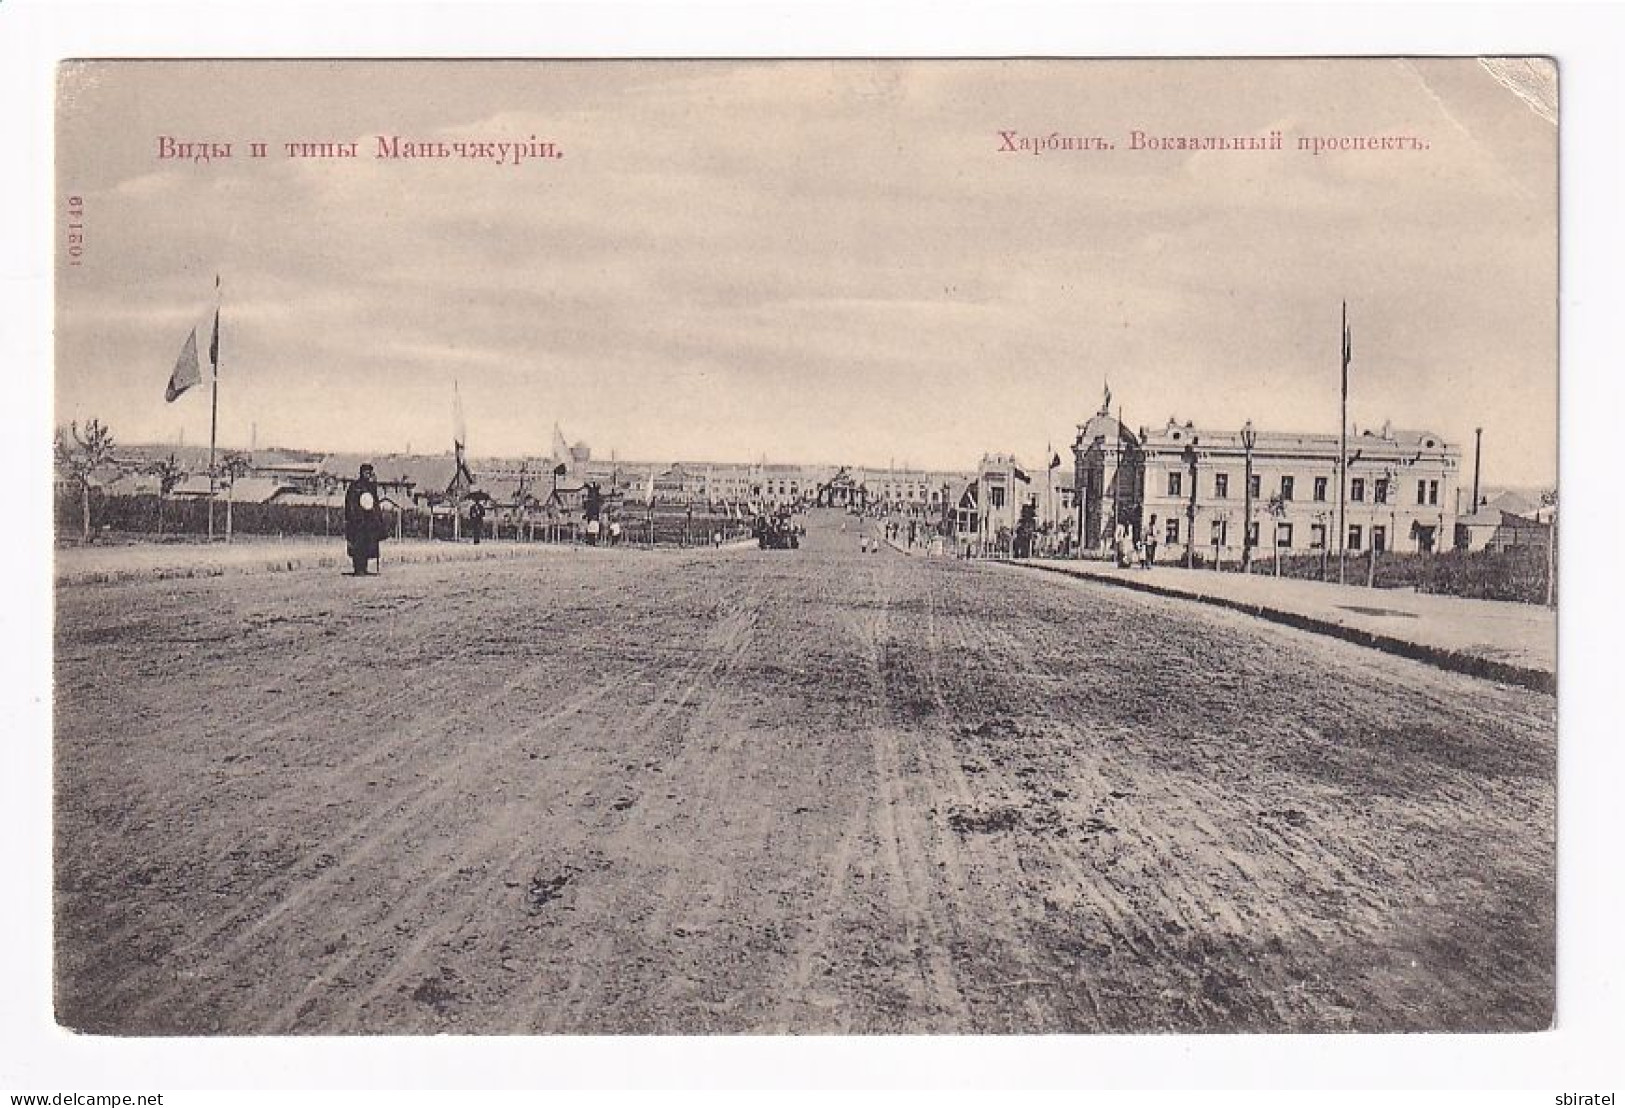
[1478, 57, 1558, 125]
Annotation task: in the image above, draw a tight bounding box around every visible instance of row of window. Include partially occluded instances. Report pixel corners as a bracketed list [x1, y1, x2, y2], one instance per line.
[1158, 517, 1405, 552]
[1164, 471, 1440, 506]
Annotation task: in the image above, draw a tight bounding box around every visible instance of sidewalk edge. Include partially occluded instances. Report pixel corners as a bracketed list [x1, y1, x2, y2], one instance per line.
[1004, 560, 1556, 696]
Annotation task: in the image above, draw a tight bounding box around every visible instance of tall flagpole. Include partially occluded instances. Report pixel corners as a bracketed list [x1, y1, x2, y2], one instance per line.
[1337, 299, 1349, 584]
[207, 275, 221, 540]
[1045, 440, 1053, 552]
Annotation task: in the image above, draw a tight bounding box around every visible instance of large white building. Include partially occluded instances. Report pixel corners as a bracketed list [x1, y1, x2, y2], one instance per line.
[1072, 395, 1463, 564]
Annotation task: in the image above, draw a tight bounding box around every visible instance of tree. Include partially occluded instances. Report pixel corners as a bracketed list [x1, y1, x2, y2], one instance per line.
[146, 452, 185, 535]
[1265, 494, 1288, 578]
[1014, 501, 1038, 558]
[55, 419, 116, 543]
[221, 452, 252, 542]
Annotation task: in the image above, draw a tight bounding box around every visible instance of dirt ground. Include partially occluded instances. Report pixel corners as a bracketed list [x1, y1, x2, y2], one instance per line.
[53, 510, 1555, 1034]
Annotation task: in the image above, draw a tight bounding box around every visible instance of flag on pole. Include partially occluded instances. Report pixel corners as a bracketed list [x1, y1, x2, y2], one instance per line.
[552, 423, 570, 467]
[1341, 301, 1352, 400]
[1049, 452, 1062, 469]
[165, 328, 202, 402]
[452, 381, 468, 455]
[645, 468, 657, 504]
[1012, 466, 1032, 484]
[208, 308, 220, 373]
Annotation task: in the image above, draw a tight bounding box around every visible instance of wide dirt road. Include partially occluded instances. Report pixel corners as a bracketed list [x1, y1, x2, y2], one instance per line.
[54, 511, 1555, 1034]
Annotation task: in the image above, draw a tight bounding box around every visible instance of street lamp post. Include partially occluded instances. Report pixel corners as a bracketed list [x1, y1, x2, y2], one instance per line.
[1183, 438, 1199, 569]
[1368, 465, 1394, 588]
[1241, 420, 1257, 573]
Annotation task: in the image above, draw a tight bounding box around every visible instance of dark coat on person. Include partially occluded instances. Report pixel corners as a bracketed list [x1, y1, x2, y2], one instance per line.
[344, 474, 388, 561]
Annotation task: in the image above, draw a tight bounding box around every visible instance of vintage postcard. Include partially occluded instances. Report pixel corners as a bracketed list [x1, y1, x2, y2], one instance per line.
[52, 59, 1557, 1036]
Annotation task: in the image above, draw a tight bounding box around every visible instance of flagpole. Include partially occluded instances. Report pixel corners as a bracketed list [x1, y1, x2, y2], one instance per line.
[1045, 442, 1052, 553]
[207, 276, 220, 541]
[1337, 299, 1349, 585]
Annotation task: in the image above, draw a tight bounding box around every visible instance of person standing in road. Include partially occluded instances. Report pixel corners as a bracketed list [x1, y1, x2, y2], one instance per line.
[1118, 524, 1136, 568]
[343, 463, 387, 576]
[468, 498, 486, 544]
[1143, 515, 1159, 568]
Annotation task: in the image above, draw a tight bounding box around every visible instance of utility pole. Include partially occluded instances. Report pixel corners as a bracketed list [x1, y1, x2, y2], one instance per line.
[1241, 420, 1257, 572]
[1184, 439, 1199, 568]
[207, 276, 222, 541]
[1472, 427, 1483, 510]
[1338, 300, 1351, 584]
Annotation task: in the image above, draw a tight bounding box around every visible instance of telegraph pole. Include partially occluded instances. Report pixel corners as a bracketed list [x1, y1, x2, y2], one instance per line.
[1338, 300, 1351, 584]
[207, 276, 221, 541]
[1472, 427, 1483, 511]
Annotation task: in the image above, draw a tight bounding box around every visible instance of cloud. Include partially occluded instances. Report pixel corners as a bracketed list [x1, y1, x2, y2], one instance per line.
[54, 60, 1556, 481]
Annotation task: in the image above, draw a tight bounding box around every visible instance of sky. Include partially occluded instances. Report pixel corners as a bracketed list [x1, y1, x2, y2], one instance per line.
[54, 59, 1557, 486]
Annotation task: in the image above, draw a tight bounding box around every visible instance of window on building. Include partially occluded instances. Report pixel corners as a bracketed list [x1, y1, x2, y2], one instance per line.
[1417, 479, 1427, 506]
[1280, 475, 1295, 501]
[1167, 471, 1182, 497]
[1276, 522, 1293, 549]
[1310, 523, 1327, 549]
[1375, 478, 1389, 504]
[1313, 476, 1328, 502]
[1428, 479, 1439, 506]
[1348, 524, 1363, 551]
[1246, 520, 1260, 546]
[1210, 518, 1227, 546]
[990, 486, 1005, 509]
[1373, 525, 1387, 553]
[1165, 517, 1180, 545]
[1351, 477, 1365, 503]
[1249, 474, 1262, 499]
[1214, 473, 1229, 498]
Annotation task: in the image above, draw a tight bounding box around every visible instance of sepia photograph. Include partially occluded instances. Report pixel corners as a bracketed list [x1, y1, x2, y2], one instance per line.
[48, 57, 1559, 1040]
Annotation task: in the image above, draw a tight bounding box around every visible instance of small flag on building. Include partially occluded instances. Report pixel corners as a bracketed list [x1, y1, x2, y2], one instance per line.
[1049, 452, 1063, 469]
[165, 328, 202, 402]
[1013, 466, 1032, 484]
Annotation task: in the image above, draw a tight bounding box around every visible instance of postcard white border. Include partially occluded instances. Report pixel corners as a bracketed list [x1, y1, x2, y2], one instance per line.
[4, 1, 1622, 1100]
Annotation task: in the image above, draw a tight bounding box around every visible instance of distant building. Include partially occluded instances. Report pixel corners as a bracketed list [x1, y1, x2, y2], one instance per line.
[1453, 508, 1551, 553]
[944, 454, 1034, 552]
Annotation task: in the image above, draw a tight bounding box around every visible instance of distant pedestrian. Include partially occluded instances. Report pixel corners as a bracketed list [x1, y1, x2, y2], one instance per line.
[1115, 524, 1134, 568]
[609, 520, 622, 546]
[712, 530, 723, 549]
[468, 498, 486, 544]
[1143, 516, 1159, 568]
[343, 464, 387, 576]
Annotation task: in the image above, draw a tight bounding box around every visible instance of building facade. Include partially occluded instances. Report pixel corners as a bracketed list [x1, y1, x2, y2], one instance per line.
[1075, 403, 1462, 563]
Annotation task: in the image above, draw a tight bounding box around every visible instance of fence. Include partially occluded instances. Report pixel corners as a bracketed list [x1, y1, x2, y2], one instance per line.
[1206, 545, 1554, 605]
[1034, 538, 1555, 605]
[57, 491, 753, 549]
